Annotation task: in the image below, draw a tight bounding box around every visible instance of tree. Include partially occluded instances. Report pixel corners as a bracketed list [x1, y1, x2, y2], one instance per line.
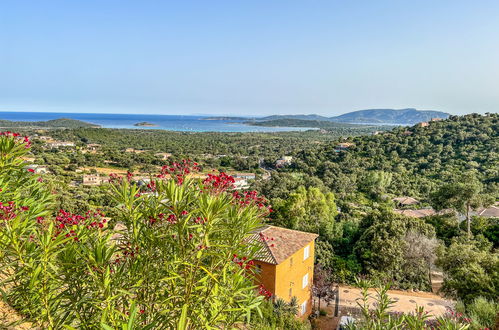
[273, 186, 338, 241]
[354, 210, 435, 288]
[403, 231, 439, 290]
[436, 236, 499, 304]
[312, 264, 335, 312]
[431, 172, 494, 236]
[354, 210, 407, 283]
[358, 170, 392, 199]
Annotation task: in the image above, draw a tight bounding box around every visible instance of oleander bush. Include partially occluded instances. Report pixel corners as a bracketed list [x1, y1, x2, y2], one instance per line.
[0, 132, 270, 329]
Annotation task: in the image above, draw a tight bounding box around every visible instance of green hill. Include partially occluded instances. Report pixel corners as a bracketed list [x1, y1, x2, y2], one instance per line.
[330, 108, 450, 124]
[295, 113, 498, 198]
[0, 118, 100, 128]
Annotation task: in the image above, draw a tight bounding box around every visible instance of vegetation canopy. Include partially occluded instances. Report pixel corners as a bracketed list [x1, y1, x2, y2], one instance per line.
[0, 132, 271, 329]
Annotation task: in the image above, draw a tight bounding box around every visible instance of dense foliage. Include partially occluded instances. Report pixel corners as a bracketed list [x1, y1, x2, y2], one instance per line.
[0, 134, 272, 328]
[255, 114, 498, 299]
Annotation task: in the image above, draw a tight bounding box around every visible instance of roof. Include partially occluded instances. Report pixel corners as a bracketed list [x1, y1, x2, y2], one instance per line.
[393, 197, 420, 205]
[475, 202, 499, 218]
[394, 208, 436, 218]
[250, 226, 318, 265]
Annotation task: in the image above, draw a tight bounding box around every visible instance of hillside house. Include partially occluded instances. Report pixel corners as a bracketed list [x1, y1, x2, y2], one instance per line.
[36, 135, 53, 141]
[155, 152, 172, 160]
[275, 156, 293, 168]
[233, 177, 249, 190]
[471, 202, 499, 218]
[82, 144, 101, 154]
[430, 118, 443, 122]
[21, 156, 36, 163]
[394, 208, 436, 218]
[334, 142, 355, 152]
[47, 141, 75, 148]
[393, 197, 420, 207]
[232, 173, 256, 180]
[82, 174, 104, 186]
[418, 122, 429, 127]
[251, 226, 318, 318]
[26, 164, 50, 174]
[124, 148, 146, 154]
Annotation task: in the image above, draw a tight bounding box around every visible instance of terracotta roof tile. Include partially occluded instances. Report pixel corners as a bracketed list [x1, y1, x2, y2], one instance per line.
[251, 226, 318, 265]
[393, 197, 420, 205]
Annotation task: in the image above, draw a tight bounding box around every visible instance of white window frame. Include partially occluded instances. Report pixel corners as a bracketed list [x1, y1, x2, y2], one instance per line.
[302, 273, 309, 289]
[300, 301, 307, 315]
[303, 245, 310, 260]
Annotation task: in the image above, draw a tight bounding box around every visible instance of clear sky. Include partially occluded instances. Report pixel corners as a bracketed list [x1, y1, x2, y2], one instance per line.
[1, 1, 498, 116]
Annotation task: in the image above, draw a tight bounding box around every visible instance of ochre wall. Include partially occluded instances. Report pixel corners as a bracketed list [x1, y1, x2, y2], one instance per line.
[253, 260, 277, 294]
[253, 240, 316, 319]
[275, 240, 316, 319]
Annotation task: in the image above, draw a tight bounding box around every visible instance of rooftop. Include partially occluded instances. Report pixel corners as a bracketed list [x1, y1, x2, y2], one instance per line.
[393, 197, 420, 206]
[250, 225, 318, 265]
[475, 202, 499, 218]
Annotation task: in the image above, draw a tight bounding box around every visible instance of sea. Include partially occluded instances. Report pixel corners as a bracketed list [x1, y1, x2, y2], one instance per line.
[0, 112, 315, 133]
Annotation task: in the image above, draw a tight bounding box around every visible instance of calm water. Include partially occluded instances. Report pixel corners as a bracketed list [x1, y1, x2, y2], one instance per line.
[0, 112, 315, 132]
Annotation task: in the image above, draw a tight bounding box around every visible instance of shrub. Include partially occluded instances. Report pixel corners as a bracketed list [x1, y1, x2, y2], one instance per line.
[0, 132, 271, 329]
[466, 297, 498, 329]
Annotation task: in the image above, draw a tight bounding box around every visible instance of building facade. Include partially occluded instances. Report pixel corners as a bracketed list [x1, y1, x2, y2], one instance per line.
[252, 226, 318, 319]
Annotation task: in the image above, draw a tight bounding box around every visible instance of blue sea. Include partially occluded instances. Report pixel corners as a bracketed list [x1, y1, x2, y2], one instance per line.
[0, 112, 315, 132]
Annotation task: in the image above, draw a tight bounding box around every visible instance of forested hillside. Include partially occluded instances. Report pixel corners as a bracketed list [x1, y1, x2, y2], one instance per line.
[295, 113, 498, 199]
[254, 113, 498, 312]
[330, 108, 450, 124]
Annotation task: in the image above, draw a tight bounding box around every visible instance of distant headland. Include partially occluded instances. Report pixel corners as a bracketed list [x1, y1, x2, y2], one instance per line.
[0, 118, 100, 129]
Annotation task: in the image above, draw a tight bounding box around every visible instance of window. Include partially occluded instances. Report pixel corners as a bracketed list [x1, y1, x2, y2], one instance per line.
[302, 273, 309, 289]
[289, 288, 292, 298]
[303, 245, 310, 260]
[300, 301, 307, 316]
[255, 264, 262, 274]
[290, 257, 293, 267]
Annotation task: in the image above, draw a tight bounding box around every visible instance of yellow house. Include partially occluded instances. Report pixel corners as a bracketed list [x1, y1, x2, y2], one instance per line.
[252, 226, 318, 318]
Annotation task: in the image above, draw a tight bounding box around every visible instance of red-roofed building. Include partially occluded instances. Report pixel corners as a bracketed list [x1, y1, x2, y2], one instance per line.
[251, 226, 318, 318]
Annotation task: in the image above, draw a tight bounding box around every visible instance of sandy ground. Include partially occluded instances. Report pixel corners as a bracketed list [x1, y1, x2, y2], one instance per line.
[313, 285, 454, 329]
[337, 285, 453, 316]
[0, 300, 33, 329]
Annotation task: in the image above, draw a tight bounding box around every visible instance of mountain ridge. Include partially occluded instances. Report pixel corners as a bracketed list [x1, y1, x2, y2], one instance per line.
[259, 108, 450, 125]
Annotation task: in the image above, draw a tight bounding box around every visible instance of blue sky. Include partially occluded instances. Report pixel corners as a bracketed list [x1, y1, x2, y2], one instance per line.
[1, 1, 498, 116]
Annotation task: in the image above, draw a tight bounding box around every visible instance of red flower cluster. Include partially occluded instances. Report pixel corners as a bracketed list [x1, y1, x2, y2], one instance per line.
[0, 131, 31, 148]
[166, 213, 177, 224]
[108, 173, 123, 183]
[258, 232, 276, 248]
[146, 181, 156, 192]
[232, 254, 254, 270]
[258, 284, 272, 299]
[126, 171, 133, 182]
[232, 190, 271, 213]
[157, 160, 200, 185]
[203, 172, 235, 192]
[53, 209, 106, 240]
[115, 244, 139, 264]
[193, 216, 206, 225]
[0, 201, 28, 221]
